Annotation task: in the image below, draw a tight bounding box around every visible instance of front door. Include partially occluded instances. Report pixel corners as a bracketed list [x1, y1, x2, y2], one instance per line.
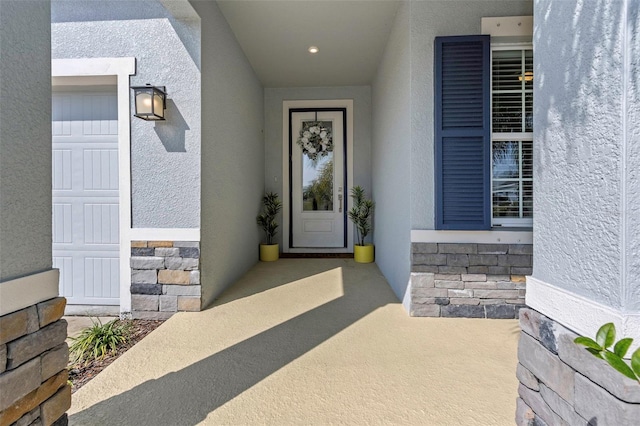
[290, 109, 346, 248]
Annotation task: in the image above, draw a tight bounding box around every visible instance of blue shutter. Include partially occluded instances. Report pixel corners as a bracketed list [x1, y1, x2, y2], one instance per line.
[435, 35, 491, 230]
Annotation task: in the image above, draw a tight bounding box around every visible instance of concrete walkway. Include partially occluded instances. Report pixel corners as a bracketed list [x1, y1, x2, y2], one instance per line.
[69, 259, 520, 425]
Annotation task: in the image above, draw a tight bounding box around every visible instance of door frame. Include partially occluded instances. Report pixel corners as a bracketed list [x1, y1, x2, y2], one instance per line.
[282, 100, 354, 253]
[52, 57, 135, 315]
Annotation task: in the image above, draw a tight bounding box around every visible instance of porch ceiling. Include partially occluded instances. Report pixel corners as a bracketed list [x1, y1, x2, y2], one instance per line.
[216, 0, 401, 88]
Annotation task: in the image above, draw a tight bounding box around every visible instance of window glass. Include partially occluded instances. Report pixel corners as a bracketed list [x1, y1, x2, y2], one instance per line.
[492, 47, 533, 225]
[493, 141, 520, 180]
[302, 121, 334, 211]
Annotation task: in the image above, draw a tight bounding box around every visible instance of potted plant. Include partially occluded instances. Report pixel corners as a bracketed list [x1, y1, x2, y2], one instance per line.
[348, 186, 375, 263]
[256, 192, 282, 261]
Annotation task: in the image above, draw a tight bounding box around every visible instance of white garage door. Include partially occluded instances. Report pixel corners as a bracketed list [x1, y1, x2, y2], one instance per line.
[52, 91, 119, 306]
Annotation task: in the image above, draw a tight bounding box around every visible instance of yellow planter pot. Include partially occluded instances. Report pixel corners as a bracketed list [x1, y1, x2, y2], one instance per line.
[259, 244, 279, 262]
[354, 244, 374, 263]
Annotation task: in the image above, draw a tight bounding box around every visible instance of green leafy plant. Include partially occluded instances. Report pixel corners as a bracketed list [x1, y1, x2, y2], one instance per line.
[69, 318, 131, 364]
[256, 192, 282, 245]
[348, 186, 374, 246]
[574, 323, 640, 383]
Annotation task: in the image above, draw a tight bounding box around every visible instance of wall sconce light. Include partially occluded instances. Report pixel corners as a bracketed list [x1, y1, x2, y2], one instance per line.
[131, 84, 167, 121]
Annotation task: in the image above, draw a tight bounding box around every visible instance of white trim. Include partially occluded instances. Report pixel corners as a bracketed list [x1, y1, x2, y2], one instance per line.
[492, 218, 533, 228]
[411, 230, 532, 244]
[282, 100, 354, 253]
[490, 45, 534, 228]
[52, 57, 136, 315]
[52, 75, 117, 86]
[492, 133, 533, 141]
[491, 43, 534, 51]
[52, 58, 135, 78]
[0, 270, 60, 316]
[527, 276, 640, 352]
[130, 228, 201, 242]
[481, 16, 533, 38]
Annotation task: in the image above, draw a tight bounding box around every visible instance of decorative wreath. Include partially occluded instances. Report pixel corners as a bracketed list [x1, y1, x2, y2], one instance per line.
[296, 121, 333, 161]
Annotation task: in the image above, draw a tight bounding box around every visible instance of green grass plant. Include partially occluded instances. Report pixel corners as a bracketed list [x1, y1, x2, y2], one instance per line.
[70, 318, 132, 364]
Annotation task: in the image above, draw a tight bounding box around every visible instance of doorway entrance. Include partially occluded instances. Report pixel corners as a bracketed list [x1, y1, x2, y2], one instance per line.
[283, 100, 354, 253]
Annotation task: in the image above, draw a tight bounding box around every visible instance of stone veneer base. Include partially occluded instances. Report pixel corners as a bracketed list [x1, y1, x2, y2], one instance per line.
[516, 308, 640, 425]
[130, 241, 201, 319]
[0, 297, 70, 425]
[409, 243, 532, 318]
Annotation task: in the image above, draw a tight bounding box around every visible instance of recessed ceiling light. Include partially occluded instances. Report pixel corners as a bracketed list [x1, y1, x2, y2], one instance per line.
[308, 46, 319, 54]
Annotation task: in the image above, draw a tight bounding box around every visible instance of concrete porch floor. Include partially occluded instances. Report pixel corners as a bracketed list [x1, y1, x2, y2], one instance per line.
[69, 259, 520, 425]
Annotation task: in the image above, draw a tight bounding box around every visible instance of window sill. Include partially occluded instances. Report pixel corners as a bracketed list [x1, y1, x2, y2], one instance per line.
[491, 226, 533, 232]
[411, 229, 532, 244]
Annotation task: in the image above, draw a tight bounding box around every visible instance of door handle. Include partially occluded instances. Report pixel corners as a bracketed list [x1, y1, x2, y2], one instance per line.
[338, 194, 343, 212]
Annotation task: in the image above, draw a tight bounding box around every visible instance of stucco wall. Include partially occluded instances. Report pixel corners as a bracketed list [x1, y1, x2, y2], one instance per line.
[191, 0, 264, 308]
[51, 0, 201, 229]
[370, 0, 532, 306]
[263, 86, 372, 248]
[371, 2, 411, 306]
[533, 0, 639, 310]
[409, 0, 533, 229]
[0, 1, 52, 281]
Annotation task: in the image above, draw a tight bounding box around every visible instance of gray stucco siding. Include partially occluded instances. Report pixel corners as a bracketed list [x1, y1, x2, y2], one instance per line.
[533, 0, 633, 308]
[0, 1, 52, 280]
[372, 2, 412, 305]
[51, 1, 201, 229]
[193, 0, 265, 308]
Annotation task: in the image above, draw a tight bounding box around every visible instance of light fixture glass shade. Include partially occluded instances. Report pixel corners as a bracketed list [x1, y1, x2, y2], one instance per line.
[136, 91, 153, 114]
[131, 85, 166, 120]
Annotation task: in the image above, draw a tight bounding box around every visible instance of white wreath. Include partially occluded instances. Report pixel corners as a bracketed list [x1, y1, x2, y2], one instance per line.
[297, 121, 333, 161]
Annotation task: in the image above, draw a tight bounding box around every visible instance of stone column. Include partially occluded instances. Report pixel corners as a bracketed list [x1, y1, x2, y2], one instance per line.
[517, 1, 640, 423]
[0, 1, 70, 425]
[130, 241, 201, 319]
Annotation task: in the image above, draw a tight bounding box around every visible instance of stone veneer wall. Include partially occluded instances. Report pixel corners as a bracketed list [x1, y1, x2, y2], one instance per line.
[130, 241, 201, 319]
[516, 308, 640, 425]
[410, 243, 532, 318]
[0, 297, 70, 425]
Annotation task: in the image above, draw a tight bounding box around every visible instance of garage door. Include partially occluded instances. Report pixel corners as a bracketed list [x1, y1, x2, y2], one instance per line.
[52, 91, 119, 306]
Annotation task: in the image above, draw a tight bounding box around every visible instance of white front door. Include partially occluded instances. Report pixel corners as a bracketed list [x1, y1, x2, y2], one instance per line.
[52, 91, 120, 306]
[290, 109, 346, 248]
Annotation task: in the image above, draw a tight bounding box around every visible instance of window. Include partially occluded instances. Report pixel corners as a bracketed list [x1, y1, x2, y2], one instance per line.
[491, 47, 533, 226]
[434, 36, 533, 230]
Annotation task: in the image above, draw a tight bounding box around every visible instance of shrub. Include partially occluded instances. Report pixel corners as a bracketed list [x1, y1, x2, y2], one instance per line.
[70, 318, 132, 364]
